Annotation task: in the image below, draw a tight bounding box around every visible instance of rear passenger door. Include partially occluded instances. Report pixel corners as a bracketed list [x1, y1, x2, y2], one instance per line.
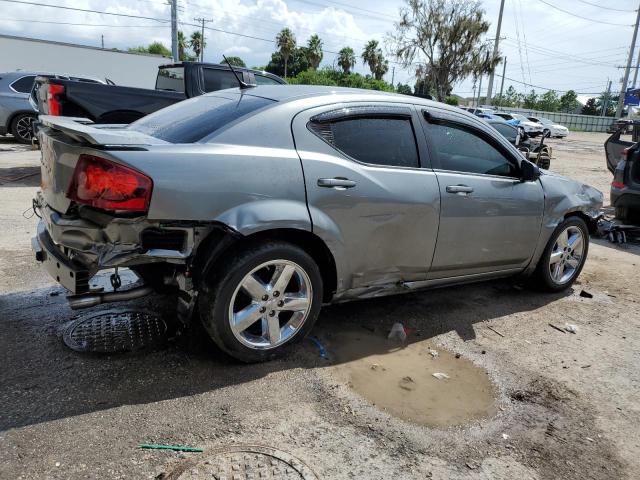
[292, 103, 440, 292]
[421, 110, 544, 278]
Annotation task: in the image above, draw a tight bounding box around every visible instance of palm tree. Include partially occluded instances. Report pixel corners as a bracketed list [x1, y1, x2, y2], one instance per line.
[276, 28, 296, 78]
[362, 40, 380, 76]
[374, 52, 389, 80]
[190, 31, 205, 61]
[337, 47, 356, 74]
[177, 31, 188, 61]
[306, 34, 323, 70]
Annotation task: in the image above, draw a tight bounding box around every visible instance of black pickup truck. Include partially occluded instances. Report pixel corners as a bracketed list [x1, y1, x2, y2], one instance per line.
[33, 62, 285, 124]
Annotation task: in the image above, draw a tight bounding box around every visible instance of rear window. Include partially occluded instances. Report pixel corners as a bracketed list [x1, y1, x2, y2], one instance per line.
[10, 75, 36, 93]
[128, 94, 275, 143]
[156, 67, 185, 92]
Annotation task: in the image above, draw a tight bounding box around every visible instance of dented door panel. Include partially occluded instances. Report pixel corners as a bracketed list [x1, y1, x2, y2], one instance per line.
[292, 102, 440, 293]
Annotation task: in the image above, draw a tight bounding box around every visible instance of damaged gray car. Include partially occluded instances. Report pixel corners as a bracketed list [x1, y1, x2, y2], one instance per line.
[32, 85, 603, 362]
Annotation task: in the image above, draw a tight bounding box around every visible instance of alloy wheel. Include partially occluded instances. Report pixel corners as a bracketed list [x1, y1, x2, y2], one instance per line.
[15, 115, 35, 142]
[228, 259, 312, 350]
[549, 226, 585, 284]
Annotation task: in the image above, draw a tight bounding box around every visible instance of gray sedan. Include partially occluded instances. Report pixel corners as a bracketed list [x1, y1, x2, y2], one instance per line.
[32, 86, 603, 362]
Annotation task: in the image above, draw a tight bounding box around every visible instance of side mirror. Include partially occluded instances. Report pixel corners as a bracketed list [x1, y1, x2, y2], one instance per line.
[520, 160, 540, 182]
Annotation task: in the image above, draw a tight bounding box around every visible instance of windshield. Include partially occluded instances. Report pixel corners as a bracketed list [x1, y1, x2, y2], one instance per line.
[128, 94, 275, 143]
[512, 114, 529, 121]
[539, 118, 554, 125]
[156, 67, 185, 92]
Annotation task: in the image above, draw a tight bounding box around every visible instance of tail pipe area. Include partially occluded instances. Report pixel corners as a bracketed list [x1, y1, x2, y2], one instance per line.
[67, 285, 154, 310]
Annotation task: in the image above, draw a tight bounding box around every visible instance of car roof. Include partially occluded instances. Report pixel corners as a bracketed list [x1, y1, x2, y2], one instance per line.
[205, 84, 468, 114]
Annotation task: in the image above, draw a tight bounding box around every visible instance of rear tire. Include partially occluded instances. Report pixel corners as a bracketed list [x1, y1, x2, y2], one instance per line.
[199, 241, 323, 362]
[531, 217, 589, 292]
[10, 113, 36, 144]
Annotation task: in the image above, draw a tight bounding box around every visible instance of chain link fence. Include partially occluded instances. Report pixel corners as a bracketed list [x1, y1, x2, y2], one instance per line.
[492, 107, 615, 133]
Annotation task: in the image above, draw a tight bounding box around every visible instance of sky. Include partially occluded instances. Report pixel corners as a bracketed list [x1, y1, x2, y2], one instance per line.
[1, 0, 638, 100]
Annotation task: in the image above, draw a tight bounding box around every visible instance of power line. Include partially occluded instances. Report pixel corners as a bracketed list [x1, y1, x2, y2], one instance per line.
[574, 0, 637, 12]
[495, 73, 605, 94]
[0, 0, 170, 23]
[534, 0, 634, 26]
[4, 18, 169, 28]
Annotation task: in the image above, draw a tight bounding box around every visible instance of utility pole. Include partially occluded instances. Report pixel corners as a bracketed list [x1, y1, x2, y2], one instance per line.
[485, 0, 505, 106]
[602, 80, 612, 117]
[498, 57, 507, 104]
[171, 0, 178, 62]
[101, 34, 104, 49]
[391, 66, 395, 86]
[476, 75, 483, 107]
[633, 47, 640, 88]
[616, 2, 640, 118]
[194, 17, 213, 62]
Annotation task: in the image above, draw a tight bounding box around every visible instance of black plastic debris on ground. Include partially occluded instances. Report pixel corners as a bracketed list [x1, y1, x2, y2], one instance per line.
[62, 309, 174, 353]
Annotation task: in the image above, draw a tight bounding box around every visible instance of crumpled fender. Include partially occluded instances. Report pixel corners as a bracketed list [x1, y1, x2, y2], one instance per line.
[524, 172, 603, 275]
[215, 199, 349, 292]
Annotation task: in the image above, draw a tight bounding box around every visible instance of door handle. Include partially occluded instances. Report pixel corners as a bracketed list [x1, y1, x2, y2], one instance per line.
[317, 177, 356, 189]
[446, 184, 474, 195]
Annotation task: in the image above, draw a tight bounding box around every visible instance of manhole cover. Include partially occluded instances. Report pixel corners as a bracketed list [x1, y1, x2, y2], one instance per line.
[166, 446, 318, 480]
[63, 310, 169, 353]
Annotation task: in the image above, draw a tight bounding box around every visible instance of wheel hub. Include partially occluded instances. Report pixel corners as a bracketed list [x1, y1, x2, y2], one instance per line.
[549, 225, 585, 284]
[228, 259, 312, 350]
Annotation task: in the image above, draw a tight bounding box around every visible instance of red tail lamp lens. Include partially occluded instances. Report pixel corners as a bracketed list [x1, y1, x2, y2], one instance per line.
[47, 84, 64, 116]
[67, 154, 152, 212]
[611, 181, 625, 189]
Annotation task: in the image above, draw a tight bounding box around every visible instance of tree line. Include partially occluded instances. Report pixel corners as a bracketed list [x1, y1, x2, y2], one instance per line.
[124, 0, 615, 116]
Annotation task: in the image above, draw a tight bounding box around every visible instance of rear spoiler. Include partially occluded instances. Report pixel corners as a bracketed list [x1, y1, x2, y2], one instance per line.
[39, 115, 166, 146]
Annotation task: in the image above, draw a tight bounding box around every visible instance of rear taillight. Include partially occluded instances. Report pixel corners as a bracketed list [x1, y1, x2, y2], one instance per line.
[47, 84, 64, 115]
[622, 147, 630, 160]
[611, 180, 625, 189]
[66, 154, 153, 212]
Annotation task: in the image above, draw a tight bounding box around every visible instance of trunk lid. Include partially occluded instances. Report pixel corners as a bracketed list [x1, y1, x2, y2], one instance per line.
[604, 126, 635, 174]
[38, 116, 166, 213]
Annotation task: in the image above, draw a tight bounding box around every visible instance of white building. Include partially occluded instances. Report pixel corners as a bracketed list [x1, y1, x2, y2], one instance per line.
[0, 34, 169, 88]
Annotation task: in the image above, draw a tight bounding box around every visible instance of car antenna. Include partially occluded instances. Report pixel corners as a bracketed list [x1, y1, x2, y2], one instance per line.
[223, 55, 254, 90]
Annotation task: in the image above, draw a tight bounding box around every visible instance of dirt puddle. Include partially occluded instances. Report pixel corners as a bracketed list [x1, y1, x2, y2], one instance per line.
[326, 330, 496, 428]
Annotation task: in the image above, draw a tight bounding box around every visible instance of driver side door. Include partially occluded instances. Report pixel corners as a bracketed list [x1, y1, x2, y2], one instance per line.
[422, 111, 544, 279]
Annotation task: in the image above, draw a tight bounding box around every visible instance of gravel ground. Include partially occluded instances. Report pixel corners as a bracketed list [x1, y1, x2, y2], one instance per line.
[0, 131, 638, 479]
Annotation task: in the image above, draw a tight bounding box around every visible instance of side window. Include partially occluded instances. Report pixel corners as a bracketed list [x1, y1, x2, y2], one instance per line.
[428, 123, 518, 177]
[492, 122, 517, 140]
[255, 75, 281, 85]
[311, 116, 419, 168]
[10, 75, 36, 93]
[203, 69, 240, 92]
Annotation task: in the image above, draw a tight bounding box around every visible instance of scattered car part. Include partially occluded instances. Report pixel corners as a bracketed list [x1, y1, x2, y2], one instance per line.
[62, 309, 170, 353]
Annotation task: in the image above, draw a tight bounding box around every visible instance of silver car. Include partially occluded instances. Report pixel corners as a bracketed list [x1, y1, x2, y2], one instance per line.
[32, 86, 602, 362]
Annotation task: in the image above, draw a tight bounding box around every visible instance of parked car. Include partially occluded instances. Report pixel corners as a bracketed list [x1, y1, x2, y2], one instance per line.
[32, 85, 603, 362]
[605, 120, 640, 221]
[493, 112, 544, 137]
[467, 107, 496, 118]
[527, 116, 569, 138]
[32, 62, 285, 125]
[486, 119, 552, 169]
[0, 71, 103, 143]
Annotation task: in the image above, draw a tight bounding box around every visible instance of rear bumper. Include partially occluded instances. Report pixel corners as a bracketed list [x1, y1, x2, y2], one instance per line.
[32, 221, 90, 294]
[611, 189, 640, 211]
